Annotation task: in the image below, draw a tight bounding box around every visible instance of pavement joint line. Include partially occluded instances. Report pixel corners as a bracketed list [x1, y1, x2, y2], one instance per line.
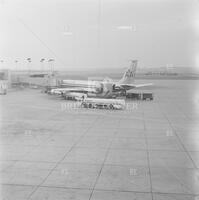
[2, 183, 198, 197]
[173, 90, 192, 121]
[143, 111, 154, 200]
[26, 115, 100, 199]
[0, 160, 18, 172]
[88, 118, 121, 200]
[2, 146, 199, 153]
[151, 167, 196, 195]
[4, 160, 198, 169]
[0, 103, 60, 112]
[155, 102, 199, 193]
[161, 110, 198, 170]
[4, 145, 41, 167]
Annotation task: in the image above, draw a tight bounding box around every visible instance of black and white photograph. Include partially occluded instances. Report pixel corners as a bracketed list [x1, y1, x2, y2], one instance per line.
[0, 0, 199, 199]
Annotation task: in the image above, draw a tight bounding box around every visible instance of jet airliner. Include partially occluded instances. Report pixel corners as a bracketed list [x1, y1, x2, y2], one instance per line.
[50, 60, 153, 99]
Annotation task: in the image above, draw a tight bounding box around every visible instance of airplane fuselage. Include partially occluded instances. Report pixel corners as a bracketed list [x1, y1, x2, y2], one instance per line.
[61, 80, 101, 89]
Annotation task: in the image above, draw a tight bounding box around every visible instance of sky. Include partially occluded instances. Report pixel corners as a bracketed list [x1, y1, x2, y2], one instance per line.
[0, 0, 199, 71]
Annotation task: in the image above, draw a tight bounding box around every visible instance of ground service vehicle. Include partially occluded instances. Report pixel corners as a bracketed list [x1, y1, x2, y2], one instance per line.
[81, 98, 125, 110]
[126, 92, 153, 100]
[142, 93, 153, 100]
[0, 81, 7, 95]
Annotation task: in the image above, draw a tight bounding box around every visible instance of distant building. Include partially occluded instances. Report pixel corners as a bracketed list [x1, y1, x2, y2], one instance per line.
[14, 71, 60, 87]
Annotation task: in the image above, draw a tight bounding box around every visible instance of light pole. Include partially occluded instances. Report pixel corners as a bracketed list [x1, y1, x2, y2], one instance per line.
[48, 59, 54, 74]
[27, 58, 31, 74]
[0, 60, 4, 69]
[15, 60, 18, 71]
[40, 58, 45, 72]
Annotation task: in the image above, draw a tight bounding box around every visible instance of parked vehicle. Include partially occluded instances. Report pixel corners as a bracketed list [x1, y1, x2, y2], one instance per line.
[126, 91, 154, 100]
[81, 98, 125, 110]
[0, 80, 8, 95]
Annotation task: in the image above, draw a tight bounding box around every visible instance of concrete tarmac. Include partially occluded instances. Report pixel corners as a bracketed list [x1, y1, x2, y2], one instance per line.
[0, 80, 199, 200]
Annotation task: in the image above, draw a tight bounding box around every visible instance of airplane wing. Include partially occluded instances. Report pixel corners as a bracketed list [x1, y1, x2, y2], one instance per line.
[51, 87, 97, 94]
[130, 83, 153, 88]
[118, 83, 153, 90]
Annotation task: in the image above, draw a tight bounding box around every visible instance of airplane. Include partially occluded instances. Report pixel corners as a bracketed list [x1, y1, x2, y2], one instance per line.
[50, 60, 153, 99]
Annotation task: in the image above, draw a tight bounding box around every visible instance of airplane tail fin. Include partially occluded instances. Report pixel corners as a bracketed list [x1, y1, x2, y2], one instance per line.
[119, 60, 138, 84]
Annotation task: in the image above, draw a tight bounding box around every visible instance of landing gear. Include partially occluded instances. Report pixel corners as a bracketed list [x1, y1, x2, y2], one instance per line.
[120, 89, 126, 96]
[88, 103, 93, 108]
[109, 104, 114, 109]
